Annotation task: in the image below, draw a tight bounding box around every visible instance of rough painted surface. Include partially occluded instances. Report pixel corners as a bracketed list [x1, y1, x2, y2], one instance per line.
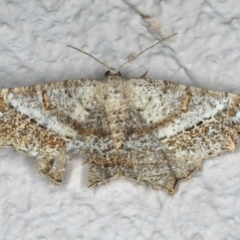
[0, 0, 240, 239]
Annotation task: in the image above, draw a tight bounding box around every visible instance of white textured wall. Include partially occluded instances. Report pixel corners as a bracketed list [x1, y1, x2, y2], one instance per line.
[0, 0, 240, 239]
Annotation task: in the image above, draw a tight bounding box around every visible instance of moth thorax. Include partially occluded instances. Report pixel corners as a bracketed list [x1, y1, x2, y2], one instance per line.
[103, 86, 128, 150]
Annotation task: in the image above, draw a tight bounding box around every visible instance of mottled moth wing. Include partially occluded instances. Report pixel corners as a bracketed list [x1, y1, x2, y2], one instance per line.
[0, 79, 101, 184]
[1, 74, 240, 194]
[126, 78, 240, 193]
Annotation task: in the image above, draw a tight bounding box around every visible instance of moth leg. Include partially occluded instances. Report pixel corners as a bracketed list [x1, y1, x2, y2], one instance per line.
[139, 71, 148, 78]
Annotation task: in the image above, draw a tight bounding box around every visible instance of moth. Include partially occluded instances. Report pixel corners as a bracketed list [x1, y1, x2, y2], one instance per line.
[1, 33, 240, 194]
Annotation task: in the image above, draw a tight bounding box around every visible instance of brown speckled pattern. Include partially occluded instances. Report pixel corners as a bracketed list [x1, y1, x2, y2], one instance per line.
[1, 72, 240, 194]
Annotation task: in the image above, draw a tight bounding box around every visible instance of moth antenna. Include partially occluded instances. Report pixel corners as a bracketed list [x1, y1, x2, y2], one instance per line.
[67, 45, 112, 70]
[118, 33, 178, 71]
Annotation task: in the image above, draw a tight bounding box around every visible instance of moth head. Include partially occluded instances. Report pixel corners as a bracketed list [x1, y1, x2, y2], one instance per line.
[105, 69, 121, 76]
